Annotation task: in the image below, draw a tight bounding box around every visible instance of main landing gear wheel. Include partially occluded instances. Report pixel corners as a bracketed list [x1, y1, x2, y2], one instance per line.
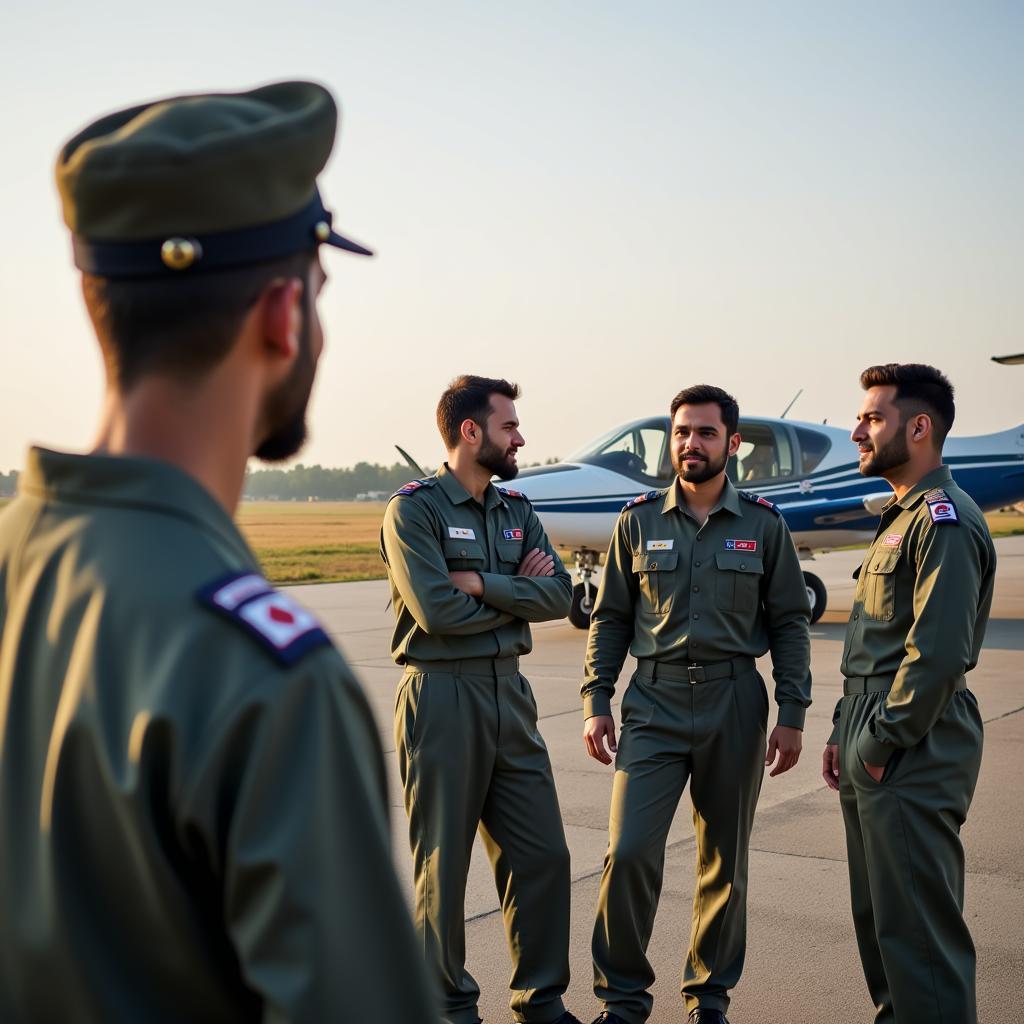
[803, 571, 827, 624]
[569, 582, 596, 630]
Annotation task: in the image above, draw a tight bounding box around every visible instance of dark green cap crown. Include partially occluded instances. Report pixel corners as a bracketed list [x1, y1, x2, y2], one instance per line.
[56, 80, 371, 276]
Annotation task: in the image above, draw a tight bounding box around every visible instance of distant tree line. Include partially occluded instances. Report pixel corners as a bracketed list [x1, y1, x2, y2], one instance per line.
[244, 462, 435, 501]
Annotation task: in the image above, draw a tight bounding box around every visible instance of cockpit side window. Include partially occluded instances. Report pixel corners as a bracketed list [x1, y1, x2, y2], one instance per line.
[735, 422, 795, 484]
[572, 418, 672, 486]
[795, 426, 832, 474]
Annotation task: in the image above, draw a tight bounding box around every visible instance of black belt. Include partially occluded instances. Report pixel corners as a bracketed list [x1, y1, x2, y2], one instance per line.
[843, 673, 967, 696]
[402, 656, 520, 676]
[636, 656, 754, 685]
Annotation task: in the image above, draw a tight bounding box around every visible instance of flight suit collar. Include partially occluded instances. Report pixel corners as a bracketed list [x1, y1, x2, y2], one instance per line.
[436, 462, 505, 510]
[661, 476, 742, 519]
[19, 447, 256, 565]
[893, 465, 954, 512]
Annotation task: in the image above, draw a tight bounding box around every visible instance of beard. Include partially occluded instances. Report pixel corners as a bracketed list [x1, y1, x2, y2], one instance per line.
[858, 430, 910, 477]
[477, 431, 519, 481]
[255, 300, 316, 463]
[672, 444, 729, 484]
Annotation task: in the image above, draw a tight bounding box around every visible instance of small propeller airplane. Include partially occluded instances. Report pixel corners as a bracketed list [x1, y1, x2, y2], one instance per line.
[509, 407, 1024, 628]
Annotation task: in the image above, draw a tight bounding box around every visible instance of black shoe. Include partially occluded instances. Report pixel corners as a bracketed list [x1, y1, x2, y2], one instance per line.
[553, 1016, 584, 1024]
[591, 1013, 629, 1024]
[687, 1009, 729, 1024]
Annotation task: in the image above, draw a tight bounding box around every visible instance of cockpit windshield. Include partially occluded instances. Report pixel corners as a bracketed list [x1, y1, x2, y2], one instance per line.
[568, 417, 673, 486]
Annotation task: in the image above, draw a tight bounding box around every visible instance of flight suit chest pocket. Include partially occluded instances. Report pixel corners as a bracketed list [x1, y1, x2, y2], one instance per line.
[495, 540, 523, 573]
[714, 552, 764, 611]
[863, 548, 901, 621]
[632, 550, 679, 612]
[443, 539, 486, 570]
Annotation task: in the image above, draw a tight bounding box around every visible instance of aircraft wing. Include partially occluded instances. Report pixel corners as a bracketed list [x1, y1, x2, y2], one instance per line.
[778, 492, 891, 526]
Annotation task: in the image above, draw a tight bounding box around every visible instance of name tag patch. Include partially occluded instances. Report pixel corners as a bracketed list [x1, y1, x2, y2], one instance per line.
[646, 539, 674, 551]
[883, 533, 903, 547]
[725, 539, 757, 552]
[197, 572, 331, 666]
[448, 526, 476, 540]
[927, 500, 959, 524]
[503, 528, 524, 540]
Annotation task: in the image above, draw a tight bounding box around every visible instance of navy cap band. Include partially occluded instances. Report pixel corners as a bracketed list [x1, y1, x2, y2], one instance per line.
[71, 191, 372, 277]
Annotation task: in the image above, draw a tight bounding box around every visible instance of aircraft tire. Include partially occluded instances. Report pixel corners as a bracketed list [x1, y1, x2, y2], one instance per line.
[803, 571, 827, 625]
[568, 582, 596, 630]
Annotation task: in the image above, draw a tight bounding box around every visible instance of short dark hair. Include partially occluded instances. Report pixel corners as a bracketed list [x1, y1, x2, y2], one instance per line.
[436, 375, 520, 450]
[670, 384, 739, 435]
[860, 363, 955, 447]
[81, 250, 315, 391]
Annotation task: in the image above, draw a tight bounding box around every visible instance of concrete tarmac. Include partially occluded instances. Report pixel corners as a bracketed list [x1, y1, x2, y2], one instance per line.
[295, 535, 1024, 1024]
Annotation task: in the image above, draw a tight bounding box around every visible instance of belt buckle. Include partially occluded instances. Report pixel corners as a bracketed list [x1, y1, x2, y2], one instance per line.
[687, 664, 705, 684]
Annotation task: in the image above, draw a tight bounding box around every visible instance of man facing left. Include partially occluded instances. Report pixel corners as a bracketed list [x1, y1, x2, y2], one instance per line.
[0, 83, 436, 1021]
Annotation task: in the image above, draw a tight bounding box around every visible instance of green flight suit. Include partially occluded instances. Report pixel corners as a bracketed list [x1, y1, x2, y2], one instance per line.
[380, 463, 574, 1024]
[582, 479, 811, 1022]
[0, 449, 437, 1023]
[831, 466, 995, 1024]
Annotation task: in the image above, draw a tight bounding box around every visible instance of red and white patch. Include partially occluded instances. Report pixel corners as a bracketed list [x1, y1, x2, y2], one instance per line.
[198, 571, 331, 666]
[927, 500, 958, 524]
[503, 528, 524, 540]
[239, 592, 321, 649]
[725, 539, 758, 552]
[883, 533, 903, 547]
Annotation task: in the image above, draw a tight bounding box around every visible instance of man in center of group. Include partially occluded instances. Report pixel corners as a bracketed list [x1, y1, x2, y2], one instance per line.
[380, 375, 580, 1024]
[582, 385, 812, 1024]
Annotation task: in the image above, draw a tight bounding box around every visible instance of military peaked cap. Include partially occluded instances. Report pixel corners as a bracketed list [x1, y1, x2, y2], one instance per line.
[56, 80, 372, 277]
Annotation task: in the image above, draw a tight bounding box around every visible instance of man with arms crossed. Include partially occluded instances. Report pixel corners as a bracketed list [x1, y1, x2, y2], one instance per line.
[583, 385, 811, 1024]
[0, 83, 435, 1021]
[381, 375, 580, 1024]
[823, 364, 994, 1024]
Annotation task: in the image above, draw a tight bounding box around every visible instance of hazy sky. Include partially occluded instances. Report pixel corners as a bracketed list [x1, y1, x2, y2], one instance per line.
[2, 1, 1021, 474]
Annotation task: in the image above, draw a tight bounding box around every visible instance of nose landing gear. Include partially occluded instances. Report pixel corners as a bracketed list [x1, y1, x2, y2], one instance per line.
[803, 571, 827, 624]
[569, 548, 599, 629]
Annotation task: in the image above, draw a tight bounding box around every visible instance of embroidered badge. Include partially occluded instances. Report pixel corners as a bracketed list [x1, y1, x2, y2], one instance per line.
[503, 528, 524, 540]
[725, 539, 758, 552]
[927, 499, 959, 524]
[646, 539, 674, 551]
[924, 488, 949, 503]
[197, 572, 332, 666]
[883, 533, 903, 547]
[497, 487, 527, 499]
[394, 480, 424, 496]
[624, 490, 660, 510]
[448, 526, 476, 540]
[739, 491, 781, 515]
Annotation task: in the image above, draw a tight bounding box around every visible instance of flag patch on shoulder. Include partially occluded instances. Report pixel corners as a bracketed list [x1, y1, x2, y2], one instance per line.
[624, 490, 660, 510]
[197, 572, 331, 666]
[926, 499, 959, 525]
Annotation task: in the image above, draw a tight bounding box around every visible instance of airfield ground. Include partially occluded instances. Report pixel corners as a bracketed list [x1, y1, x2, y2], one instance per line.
[292, 535, 1024, 1024]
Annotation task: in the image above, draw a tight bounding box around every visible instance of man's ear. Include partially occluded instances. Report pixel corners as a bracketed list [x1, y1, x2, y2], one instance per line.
[259, 276, 305, 360]
[728, 432, 742, 457]
[908, 413, 932, 446]
[459, 417, 480, 447]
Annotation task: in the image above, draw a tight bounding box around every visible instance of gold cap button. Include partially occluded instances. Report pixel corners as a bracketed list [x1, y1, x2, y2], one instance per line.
[160, 237, 201, 270]
[314, 221, 331, 242]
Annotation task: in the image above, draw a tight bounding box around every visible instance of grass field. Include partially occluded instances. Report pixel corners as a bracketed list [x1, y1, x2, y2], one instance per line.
[1, 497, 1022, 585]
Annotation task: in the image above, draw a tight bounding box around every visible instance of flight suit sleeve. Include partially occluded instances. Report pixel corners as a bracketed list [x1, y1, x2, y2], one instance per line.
[856, 516, 991, 766]
[479, 505, 572, 621]
[183, 656, 438, 1021]
[827, 698, 841, 746]
[382, 495, 516, 635]
[581, 513, 638, 719]
[761, 513, 812, 729]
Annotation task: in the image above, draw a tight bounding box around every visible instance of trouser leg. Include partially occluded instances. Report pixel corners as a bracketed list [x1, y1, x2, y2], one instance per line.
[479, 671, 571, 1024]
[682, 669, 768, 1015]
[592, 673, 690, 1024]
[841, 689, 983, 1024]
[396, 671, 495, 1024]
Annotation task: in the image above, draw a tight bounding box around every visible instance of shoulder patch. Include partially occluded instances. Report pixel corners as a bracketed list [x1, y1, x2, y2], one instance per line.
[623, 489, 661, 511]
[391, 477, 436, 498]
[739, 491, 781, 516]
[925, 496, 960, 525]
[924, 487, 949, 503]
[197, 572, 332, 666]
[496, 486, 528, 500]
